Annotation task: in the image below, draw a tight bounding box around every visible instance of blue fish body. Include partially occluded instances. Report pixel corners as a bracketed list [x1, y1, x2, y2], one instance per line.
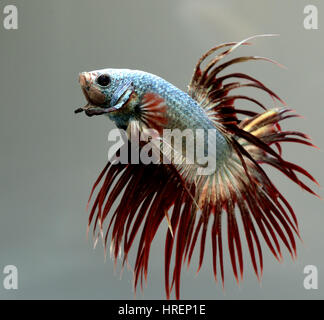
[88, 68, 230, 164]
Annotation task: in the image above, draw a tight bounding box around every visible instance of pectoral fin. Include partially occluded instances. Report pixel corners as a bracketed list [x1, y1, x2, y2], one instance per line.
[110, 79, 134, 110]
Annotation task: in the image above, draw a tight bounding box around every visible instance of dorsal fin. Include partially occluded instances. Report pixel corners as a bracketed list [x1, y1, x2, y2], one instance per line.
[188, 35, 285, 128]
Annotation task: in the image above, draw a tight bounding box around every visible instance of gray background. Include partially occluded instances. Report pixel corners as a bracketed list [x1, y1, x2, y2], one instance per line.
[0, 0, 323, 300]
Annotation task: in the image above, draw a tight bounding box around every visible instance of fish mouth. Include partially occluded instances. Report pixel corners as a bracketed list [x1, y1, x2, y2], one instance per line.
[75, 89, 108, 117]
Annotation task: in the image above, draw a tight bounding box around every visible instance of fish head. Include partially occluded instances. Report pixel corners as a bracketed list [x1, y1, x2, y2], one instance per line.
[76, 69, 135, 118]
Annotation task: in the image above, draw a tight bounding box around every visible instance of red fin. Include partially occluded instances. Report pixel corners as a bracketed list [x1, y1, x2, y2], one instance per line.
[86, 108, 318, 298]
[188, 38, 285, 129]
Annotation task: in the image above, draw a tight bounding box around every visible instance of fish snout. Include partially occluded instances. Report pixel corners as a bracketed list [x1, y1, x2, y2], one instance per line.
[79, 72, 91, 88]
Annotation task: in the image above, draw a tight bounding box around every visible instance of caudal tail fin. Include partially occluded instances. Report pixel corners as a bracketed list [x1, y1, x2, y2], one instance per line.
[183, 35, 320, 294]
[192, 107, 319, 290]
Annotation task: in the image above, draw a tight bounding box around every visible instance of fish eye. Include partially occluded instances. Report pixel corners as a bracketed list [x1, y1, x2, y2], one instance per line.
[96, 74, 111, 87]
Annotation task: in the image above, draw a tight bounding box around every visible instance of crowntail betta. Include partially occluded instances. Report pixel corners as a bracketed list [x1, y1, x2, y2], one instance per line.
[75, 36, 318, 299]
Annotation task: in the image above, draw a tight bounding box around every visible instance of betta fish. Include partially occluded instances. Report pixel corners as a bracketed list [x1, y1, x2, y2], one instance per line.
[75, 35, 319, 299]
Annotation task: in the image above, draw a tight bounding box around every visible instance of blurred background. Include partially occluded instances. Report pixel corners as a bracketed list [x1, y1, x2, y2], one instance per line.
[0, 0, 323, 299]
